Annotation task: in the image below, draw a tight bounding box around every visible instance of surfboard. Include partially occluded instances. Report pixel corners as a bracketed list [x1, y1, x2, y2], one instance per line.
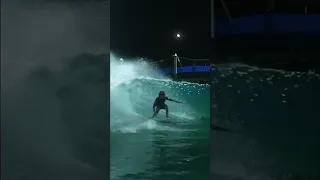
[153, 119, 186, 124]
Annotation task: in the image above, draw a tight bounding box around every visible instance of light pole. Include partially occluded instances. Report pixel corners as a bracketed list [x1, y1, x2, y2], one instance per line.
[173, 53, 178, 76]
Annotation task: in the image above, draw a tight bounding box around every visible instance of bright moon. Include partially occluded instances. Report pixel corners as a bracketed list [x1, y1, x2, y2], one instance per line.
[176, 33, 181, 38]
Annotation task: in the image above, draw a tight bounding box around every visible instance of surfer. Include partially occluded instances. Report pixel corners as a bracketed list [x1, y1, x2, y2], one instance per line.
[151, 91, 181, 120]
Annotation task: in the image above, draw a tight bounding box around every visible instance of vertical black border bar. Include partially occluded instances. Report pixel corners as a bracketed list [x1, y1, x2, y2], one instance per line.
[97, 1, 110, 179]
[211, 0, 214, 39]
[210, 0, 214, 179]
[105, 1, 110, 180]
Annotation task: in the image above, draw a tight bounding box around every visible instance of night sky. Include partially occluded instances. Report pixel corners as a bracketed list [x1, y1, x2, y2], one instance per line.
[111, 0, 210, 61]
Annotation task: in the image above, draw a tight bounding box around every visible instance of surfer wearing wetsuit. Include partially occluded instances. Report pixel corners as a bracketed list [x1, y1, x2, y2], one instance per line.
[152, 91, 181, 120]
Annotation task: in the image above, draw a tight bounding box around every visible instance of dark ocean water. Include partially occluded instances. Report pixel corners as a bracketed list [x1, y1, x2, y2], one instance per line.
[211, 64, 320, 180]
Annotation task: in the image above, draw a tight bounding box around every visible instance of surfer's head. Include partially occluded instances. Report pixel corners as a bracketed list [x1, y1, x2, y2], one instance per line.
[158, 91, 166, 98]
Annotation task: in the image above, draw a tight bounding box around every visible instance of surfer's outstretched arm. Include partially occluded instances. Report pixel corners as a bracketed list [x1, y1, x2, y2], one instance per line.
[166, 97, 181, 103]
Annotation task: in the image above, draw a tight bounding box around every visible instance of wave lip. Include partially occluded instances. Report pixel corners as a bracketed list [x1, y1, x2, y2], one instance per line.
[110, 55, 210, 133]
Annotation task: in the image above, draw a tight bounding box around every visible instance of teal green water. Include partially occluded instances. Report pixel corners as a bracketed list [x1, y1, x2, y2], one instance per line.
[110, 60, 210, 179]
[211, 64, 320, 180]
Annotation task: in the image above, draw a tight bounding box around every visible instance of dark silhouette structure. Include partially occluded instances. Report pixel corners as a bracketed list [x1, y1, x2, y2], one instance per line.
[212, 0, 320, 73]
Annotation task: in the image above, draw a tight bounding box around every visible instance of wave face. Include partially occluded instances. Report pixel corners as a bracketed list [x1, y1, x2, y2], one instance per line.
[211, 64, 320, 180]
[110, 55, 210, 179]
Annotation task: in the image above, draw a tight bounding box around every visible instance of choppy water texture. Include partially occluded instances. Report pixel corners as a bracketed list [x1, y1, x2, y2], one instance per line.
[110, 55, 210, 180]
[211, 64, 320, 180]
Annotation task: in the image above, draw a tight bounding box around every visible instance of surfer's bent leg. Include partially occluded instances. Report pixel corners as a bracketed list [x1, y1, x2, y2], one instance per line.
[152, 107, 160, 118]
[165, 104, 169, 119]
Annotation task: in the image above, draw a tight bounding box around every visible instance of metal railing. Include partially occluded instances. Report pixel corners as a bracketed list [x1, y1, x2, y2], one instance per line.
[150, 54, 210, 75]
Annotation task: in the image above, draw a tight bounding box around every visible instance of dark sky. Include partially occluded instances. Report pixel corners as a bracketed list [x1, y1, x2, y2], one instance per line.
[111, 0, 210, 60]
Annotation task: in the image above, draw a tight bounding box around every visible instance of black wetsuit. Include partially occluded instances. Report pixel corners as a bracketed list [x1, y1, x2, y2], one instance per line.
[153, 97, 173, 109]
